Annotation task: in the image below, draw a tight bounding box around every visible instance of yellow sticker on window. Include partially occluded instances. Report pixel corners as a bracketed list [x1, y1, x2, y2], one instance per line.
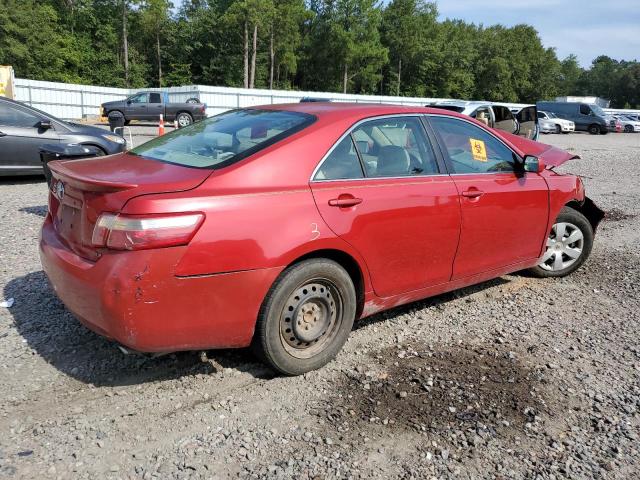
[470, 138, 487, 162]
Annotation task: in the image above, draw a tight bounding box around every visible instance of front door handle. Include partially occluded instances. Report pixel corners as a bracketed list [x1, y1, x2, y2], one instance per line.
[328, 196, 363, 208]
[461, 189, 484, 198]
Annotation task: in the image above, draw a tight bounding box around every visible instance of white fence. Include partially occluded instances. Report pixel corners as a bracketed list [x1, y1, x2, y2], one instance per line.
[11, 78, 502, 120]
[17, 77, 638, 121]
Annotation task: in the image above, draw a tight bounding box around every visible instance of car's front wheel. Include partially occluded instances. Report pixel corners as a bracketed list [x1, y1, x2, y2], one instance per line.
[529, 207, 594, 278]
[253, 259, 356, 375]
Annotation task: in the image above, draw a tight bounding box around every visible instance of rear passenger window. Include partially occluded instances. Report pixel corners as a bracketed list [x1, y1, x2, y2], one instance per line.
[314, 136, 364, 180]
[351, 117, 438, 177]
[149, 93, 162, 103]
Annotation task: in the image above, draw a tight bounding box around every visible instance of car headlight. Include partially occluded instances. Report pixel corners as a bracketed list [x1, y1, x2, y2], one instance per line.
[102, 134, 126, 144]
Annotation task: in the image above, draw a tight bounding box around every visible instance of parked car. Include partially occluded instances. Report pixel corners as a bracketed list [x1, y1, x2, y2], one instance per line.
[101, 91, 207, 127]
[538, 111, 575, 134]
[40, 103, 603, 375]
[538, 117, 557, 134]
[431, 101, 539, 140]
[0, 96, 126, 176]
[613, 115, 640, 133]
[536, 101, 608, 135]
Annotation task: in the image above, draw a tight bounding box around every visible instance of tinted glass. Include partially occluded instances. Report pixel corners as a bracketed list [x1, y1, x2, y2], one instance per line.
[493, 106, 514, 122]
[130, 93, 148, 103]
[131, 109, 315, 169]
[579, 104, 591, 115]
[314, 136, 364, 180]
[149, 93, 162, 104]
[351, 117, 438, 177]
[430, 116, 518, 174]
[0, 102, 40, 127]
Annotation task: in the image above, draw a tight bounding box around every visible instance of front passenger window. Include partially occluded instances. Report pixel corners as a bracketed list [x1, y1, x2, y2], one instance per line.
[430, 116, 519, 174]
[314, 136, 364, 180]
[0, 103, 39, 128]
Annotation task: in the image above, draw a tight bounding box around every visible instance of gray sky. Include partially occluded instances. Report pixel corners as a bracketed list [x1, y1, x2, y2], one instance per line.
[435, 0, 640, 66]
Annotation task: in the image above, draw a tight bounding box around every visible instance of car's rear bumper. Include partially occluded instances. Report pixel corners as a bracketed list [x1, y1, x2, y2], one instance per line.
[39, 215, 282, 352]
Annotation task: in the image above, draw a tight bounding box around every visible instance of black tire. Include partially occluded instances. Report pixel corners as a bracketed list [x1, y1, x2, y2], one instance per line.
[555, 124, 562, 134]
[252, 259, 356, 375]
[624, 125, 633, 133]
[176, 112, 193, 127]
[186, 97, 200, 104]
[528, 207, 594, 278]
[124, 119, 131, 126]
[588, 124, 600, 135]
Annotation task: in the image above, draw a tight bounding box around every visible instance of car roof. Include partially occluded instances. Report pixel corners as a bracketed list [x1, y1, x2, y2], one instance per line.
[257, 102, 467, 123]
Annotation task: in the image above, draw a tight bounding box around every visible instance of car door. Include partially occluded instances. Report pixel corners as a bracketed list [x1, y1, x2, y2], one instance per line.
[428, 114, 549, 280]
[515, 106, 538, 139]
[491, 105, 518, 135]
[0, 100, 60, 172]
[310, 115, 461, 298]
[125, 93, 149, 120]
[148, 92, 164, 121]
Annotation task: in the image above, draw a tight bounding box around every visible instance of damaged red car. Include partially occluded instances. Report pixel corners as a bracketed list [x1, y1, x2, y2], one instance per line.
[40, 104, 603, 375]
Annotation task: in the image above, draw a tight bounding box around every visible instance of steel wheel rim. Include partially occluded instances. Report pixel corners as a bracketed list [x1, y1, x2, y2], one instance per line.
[178, 115, 191, 127]
[279, 280, 343, 359]
[538, 221, 584, 271]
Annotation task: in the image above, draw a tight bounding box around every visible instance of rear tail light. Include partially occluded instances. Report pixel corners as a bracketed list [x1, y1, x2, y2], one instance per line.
[91, 212, 204, 251]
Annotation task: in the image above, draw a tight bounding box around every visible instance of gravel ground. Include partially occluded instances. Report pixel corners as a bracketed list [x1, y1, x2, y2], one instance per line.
[0, 132, 639, 479]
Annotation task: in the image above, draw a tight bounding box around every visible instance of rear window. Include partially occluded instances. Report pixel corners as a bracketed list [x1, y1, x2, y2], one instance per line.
[130, 109, 315, 169]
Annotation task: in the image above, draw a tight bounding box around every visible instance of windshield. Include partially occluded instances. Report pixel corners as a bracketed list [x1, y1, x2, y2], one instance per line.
[591, 105, 606, 117]
[130, 109, 316, 169]
[546, 112, 558, 118]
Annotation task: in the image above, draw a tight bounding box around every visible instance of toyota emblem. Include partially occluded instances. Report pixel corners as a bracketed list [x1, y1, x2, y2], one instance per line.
[55, 181, 65, 200]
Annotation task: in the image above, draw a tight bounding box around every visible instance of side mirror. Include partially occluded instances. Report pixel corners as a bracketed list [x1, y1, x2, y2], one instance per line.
[126, 100, 132, 105]
[38, 119, 52, 130]
[524, 155, 545, 173]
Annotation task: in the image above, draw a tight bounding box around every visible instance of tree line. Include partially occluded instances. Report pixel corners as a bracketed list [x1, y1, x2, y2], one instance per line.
[1, 0, 639, 108]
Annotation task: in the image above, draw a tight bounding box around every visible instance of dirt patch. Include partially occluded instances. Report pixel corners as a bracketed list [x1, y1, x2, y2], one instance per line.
[318, 344, 548, 440]
[604, 208, 636, 222]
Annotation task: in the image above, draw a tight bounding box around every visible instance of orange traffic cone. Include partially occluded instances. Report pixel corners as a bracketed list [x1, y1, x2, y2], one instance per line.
[158, 114, 165, 136]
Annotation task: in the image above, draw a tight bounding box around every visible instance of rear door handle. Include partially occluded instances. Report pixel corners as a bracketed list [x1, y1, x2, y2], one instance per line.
[461, 189, 484, 198]
[328, 196, 363, 208]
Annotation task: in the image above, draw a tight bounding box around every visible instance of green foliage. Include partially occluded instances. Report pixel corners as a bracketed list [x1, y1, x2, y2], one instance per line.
[0, 0, 636, 106]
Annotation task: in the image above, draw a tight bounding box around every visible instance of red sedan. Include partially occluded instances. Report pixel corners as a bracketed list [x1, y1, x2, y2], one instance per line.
[40, 104, 603, 375]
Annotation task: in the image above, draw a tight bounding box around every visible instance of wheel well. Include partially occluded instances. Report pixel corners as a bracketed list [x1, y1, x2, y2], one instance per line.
[80, 143, 108, 155]
[565, 198, 605, 232]
[289, 249, 366, 318]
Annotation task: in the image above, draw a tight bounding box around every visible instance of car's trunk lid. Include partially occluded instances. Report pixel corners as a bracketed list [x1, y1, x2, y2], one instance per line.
[47, 153, 211, 260]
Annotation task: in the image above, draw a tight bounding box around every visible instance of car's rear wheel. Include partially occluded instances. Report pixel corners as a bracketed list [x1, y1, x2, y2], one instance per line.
[588, 124, 600, 135]
[624, 125, 633, 133]
[176, 112, 193, 127]
[529, 207, 593, 278]
[253, 259, 356, 375]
